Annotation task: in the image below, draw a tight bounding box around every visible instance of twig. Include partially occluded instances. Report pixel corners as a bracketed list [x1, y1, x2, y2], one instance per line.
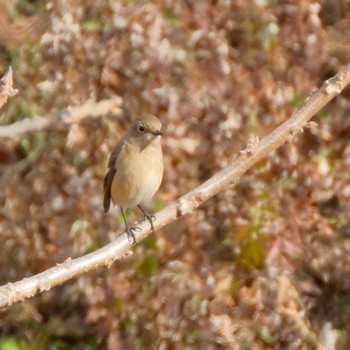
[0, 67, 18, 110]
[0, 64, 349, 308]
[0, 96, 123, 140]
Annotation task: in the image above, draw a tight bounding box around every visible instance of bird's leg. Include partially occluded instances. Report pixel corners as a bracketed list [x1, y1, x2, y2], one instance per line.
[137, 205, 156, 234]
[121, 207, 139, 244]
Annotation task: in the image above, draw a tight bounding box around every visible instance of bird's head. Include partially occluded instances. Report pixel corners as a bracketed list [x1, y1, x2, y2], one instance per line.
[129, 115, 163, 148]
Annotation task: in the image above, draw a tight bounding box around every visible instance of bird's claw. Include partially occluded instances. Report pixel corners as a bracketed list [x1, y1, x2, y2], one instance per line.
[137, 205, 156, 234]
[126, 226, 141, 245]
[144, 214, 156, 234]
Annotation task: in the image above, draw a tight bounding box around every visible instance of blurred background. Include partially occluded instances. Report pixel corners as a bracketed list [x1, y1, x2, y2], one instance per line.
[0, 0, 350, 349]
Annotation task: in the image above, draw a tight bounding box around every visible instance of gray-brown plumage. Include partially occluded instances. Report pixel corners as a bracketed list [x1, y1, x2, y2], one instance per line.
[103, 115, 163, 243]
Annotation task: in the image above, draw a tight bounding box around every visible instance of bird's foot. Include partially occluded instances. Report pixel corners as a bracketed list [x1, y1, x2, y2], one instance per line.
[144, 213, 156, 234]
[137, 205, 157, 234]
[126, 225, 141, 245]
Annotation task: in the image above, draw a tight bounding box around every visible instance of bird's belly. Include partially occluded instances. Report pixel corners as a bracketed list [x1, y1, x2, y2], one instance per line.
[111, 146, 163, 209]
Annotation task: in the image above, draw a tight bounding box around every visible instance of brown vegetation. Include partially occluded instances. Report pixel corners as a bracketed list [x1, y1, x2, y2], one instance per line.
[0, 0, 350, 349]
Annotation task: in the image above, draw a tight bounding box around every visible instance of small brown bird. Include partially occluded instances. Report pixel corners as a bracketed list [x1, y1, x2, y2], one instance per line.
[103, 115, 163, 244]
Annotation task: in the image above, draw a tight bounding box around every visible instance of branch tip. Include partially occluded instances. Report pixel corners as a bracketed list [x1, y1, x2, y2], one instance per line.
[1, 66, 13, 84]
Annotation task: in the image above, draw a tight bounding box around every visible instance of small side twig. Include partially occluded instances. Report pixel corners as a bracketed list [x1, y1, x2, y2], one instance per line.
[0, 67, 18, 110]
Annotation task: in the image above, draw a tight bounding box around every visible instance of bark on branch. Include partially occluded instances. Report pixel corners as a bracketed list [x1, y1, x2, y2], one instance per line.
[0, 64, 350, 308]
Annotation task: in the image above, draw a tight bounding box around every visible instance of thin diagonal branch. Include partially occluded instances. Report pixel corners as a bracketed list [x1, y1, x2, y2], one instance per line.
[0, 63, 349, 308]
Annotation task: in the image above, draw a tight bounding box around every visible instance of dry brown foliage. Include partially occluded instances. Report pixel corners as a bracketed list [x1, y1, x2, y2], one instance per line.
[0, 0, 350, 349]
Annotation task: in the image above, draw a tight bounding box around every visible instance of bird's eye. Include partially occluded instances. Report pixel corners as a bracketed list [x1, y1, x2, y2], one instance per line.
[138, 125, 145, 132]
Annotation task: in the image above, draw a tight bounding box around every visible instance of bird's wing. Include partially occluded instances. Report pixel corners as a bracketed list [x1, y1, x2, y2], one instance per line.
[103, 140, 125, 213]
[103, 168, 116, 213]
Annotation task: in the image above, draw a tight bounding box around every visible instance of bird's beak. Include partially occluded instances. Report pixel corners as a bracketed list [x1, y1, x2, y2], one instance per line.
[152, 130, 163, 136]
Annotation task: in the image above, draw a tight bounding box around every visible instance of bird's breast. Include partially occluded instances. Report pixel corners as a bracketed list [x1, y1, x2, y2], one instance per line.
[111, 141, 163, 209]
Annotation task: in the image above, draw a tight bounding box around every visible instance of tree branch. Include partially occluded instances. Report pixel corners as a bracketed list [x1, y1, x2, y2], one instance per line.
[0, 67, 18, 110]
[0, 64, 350, 308]
[0, 96, 123, 140]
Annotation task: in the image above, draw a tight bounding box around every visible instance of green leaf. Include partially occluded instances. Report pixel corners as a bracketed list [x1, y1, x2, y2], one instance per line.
[0, 337, 34, 350]
[139, 256, 158, 278]
[83, 18, 103, 33]
[142, 236, 158, 250]
[257, 326, 274, 344]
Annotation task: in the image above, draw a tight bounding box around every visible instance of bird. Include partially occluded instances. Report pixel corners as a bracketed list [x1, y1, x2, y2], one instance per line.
[103, 115, 163, 244]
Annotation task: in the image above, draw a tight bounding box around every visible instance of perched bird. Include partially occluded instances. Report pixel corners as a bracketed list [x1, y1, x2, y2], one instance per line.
[103, 115, 163, 244]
